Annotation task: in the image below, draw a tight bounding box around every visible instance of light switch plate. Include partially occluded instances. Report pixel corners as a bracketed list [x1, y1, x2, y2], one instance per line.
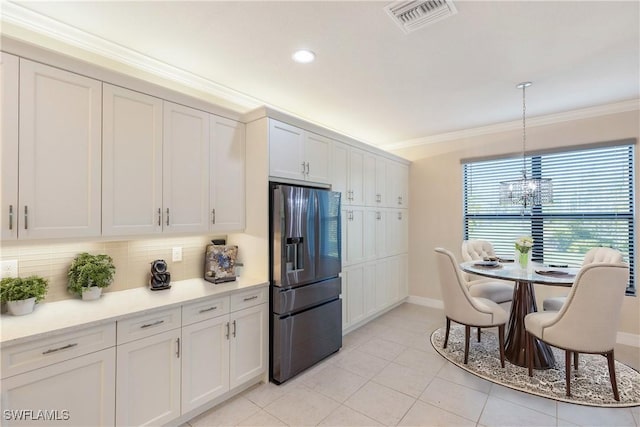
[1, 260, 18, 278]
[172, 247, 183, 262]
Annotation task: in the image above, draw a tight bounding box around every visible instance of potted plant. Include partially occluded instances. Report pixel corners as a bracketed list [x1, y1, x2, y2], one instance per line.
[67, 253, 116, 300]
[0, 275, 49, 315]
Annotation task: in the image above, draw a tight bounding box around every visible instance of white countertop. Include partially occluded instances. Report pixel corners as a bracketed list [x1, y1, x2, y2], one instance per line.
[0, 276, 268, 348]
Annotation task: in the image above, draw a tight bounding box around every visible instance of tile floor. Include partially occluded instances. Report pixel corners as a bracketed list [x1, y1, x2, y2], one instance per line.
[187, 303, 640, 427]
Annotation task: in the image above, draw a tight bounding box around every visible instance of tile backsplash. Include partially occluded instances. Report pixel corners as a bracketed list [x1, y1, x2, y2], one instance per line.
[1, 235, 226, 302]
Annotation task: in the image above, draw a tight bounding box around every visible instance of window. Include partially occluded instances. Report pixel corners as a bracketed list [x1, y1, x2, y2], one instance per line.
[463, 142, 636, 294]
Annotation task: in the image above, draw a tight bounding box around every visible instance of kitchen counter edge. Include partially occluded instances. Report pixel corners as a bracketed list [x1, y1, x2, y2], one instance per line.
[0, 277, 269, 348]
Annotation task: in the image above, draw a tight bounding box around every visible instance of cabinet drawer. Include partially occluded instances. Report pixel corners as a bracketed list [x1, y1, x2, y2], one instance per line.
[230, 287, 268, 312]
[1, 323, 115, 379]
[182, 296, 229, 326]
[117, 307, 181, 344]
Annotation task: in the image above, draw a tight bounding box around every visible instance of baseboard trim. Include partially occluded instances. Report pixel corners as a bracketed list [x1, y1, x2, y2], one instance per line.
[406, 295, 444, 310]
[406, 296, 639, 348]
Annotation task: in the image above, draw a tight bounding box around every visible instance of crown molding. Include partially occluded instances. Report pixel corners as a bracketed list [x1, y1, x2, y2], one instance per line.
[382, 99, 640, 151]
[0, 1, 262, 111]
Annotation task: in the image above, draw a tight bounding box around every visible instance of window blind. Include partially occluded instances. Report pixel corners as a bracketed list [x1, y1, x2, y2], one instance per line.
[463, 143, 635, 293]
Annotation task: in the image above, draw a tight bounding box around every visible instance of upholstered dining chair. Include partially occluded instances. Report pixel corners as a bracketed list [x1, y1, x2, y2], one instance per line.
[542, 247, 625, 311]
[434, 247, 507, 367]
[461, 239, 514, 305]
[525, 262, 629, 400]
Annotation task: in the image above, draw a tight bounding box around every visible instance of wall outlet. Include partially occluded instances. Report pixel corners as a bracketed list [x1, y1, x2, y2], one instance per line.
[172, 247, 183, 262]
[1, 260, 18, 279]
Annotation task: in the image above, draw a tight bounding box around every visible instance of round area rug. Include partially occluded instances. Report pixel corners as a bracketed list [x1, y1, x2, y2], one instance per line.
[430, 325, 640, 407]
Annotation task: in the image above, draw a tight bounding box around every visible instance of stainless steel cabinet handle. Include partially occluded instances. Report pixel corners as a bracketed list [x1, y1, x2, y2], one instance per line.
[157, 208, 161, 226]
[225, 322, 230, 339]
[243, 295, 258, 302]
[398, 212, 403, 220]
[8, 205, 13, 230]
[211, 208, 216, 224]
[42, 343, 77, 355]
[232, 320, 237, 337]
[140, 320, 164, 329]
[376, 211, 381, 220]
[305, 161, 310, 176]
[199, 306, 218, 314]
[376, 194, 381, 203]
[301, 161, 306, 175]
[176, 338, 180, 358]
[166, 208, 170, 226]
[398, 196, 402, 205]
[24, 206, 28, 230]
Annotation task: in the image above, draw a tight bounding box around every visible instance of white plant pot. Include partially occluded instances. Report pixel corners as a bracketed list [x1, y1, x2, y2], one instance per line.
[82, 286, 102, 301]
[7, 297, 36, 316]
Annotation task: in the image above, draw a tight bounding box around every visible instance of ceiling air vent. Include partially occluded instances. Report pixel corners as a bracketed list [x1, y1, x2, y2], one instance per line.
[385, 0, 457, 33]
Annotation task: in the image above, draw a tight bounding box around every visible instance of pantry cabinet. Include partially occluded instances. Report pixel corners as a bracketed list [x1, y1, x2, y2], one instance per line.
[0, 53, 18, 241]
[342, 206, 376, 266]
[163, 102, 211, 234]
[18, 59, 102, 240]
[269, 119, 331, 184]
[102, 84, 163, 236]
[332, 142, 366, 206]
[210, 116, 246, 232]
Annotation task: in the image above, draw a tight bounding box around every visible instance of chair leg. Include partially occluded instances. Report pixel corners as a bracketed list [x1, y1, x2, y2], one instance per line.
[498, 324, 505, 368]
[464, 325, 470, 364]
[606, 350, 620, 401]
[574, 352, 579, 370]
[443, 317, 451, 349]
[477, 327, 481, 342]
[565, 350, 571, 397]
[527, 331, 533, 377]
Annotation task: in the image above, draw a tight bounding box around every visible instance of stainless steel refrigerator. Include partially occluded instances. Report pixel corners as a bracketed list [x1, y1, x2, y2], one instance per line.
[270, 183, 342, 384]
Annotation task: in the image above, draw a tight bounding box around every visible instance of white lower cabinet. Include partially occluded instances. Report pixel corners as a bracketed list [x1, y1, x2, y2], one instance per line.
[229, 304, 268, 389]
[116, 329, 182, 427]
[1, 348, 116, 427]
[181, 315, 230, 413]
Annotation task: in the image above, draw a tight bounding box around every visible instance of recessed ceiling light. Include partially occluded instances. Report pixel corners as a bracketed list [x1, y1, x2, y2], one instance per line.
[292, 49, 315, 64]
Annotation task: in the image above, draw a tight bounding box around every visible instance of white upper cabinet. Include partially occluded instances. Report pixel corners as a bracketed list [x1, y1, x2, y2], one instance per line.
[210, 116, 246, 232]
[1, 53, 19, 240]
[163, 101, 210, 234]
[269, 119, 331, 184]
[19, 59, 102, 239]
[386, 161, 409, 208]
[102, 84, 163, 236]
[331, 142, 365, 206]
[374, 156, 388, 207]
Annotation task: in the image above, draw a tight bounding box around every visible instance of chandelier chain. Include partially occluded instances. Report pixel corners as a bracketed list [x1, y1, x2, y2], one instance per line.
[521, 83, 527, 178]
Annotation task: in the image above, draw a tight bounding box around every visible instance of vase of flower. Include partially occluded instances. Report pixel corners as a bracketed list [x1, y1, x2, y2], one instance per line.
[515, 236, 533, 270]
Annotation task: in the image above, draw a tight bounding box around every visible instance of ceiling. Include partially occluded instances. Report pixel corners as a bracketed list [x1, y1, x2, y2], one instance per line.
[2, 1, 639, 150]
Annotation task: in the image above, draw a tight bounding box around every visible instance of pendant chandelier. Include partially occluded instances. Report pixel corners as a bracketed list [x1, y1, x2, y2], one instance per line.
[499, 82, 552, 211]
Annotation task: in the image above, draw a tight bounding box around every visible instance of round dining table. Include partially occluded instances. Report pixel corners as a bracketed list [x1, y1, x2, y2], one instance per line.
[460, 260, 579, 369]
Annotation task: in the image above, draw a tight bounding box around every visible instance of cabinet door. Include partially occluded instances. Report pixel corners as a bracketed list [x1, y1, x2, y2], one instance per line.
[1, 348, 115, 427]
[182, 315, 230, 413]
[348, 148, 365, 206]
[375, 157, 387, 207]
[363, 262, 377, 317]
[116, 329, 181, 426]
[229, 304, 267, 389]
[304, 132, 331, 184]
[344, 207, 364, 266]
[163, 102, 210, 233]
[1, 53, 19, 240]
[331, 142, 349, 204]
[363, 208, 377, 261]
[363, 153, 377, 206]
[375, 209, 387, 259]
[19, 59, 102, 239]
[268, 119, 305, 181]
[210, 116, 245, 232]
[344, 266, 365, 327]
[398, 163, 409, 208]
[374, 260, 390, 310]
[102, 84, 163, 236]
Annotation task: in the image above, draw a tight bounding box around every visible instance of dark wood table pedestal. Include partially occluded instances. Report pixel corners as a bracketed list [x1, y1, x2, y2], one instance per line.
[504, 280, 555, 369]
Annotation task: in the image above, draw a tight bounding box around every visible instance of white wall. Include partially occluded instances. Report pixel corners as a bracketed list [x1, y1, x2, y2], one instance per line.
[393, 109, 640, 337]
